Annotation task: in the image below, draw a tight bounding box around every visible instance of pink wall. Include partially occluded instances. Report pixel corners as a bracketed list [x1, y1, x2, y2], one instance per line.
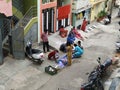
[41, 2, 57, 9]
[40, 1, 57, 34]
[0, 0, 12, 16]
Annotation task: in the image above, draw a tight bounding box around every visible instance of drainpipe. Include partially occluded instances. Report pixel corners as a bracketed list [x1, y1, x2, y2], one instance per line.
[110, 0, 114, 15]
[0, 28, 3, 65]
[70, 0, 73, 25]
[37, 0, 40, 43]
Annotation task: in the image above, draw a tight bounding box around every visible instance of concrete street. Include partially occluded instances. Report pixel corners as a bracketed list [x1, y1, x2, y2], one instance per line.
[0, 7, 120, 90]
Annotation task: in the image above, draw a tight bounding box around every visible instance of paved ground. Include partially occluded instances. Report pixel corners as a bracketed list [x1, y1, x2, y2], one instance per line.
[0, 7, 119, 90]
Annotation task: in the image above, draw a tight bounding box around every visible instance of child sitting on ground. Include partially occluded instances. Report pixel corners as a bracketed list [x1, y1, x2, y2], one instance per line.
[77, 41, 83, 50]
[72, 43, 84, 58]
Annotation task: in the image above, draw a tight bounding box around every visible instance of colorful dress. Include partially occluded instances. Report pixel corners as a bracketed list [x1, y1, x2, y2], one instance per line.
[67, 32, 75, 44]
[73, 46, 83, 58]
[81, 19, 87, 31]
[66, 45, 73, 66]
[72, 28, 83, 39]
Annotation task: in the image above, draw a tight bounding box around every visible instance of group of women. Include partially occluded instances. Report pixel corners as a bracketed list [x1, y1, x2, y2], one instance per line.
[58, 26, 84, 68]
[48, 26, 84, 69]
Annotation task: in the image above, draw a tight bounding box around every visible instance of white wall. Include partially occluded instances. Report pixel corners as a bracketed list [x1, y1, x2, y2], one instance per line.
[73, 0, 91, 10]
[116, 0, 120, 6]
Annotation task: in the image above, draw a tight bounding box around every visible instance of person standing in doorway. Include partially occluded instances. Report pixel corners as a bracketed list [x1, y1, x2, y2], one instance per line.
[41, 30, 49, 53]
[66, 42, 73, 66]
[80, 18, 87, 32]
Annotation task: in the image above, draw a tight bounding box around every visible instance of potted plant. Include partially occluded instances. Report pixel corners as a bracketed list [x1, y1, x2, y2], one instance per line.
[97, 10, 107, 22]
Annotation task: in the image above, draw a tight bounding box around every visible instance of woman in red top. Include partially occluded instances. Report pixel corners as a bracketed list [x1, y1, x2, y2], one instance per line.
[59, 26, 68, 38]
[72, 26, 84, 40]
[81, 18, 87, 32]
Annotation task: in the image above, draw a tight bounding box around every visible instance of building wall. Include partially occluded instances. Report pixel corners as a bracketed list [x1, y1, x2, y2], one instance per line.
[74, 8, 91, 28]
[19, 0, 37, 43]
[90, 8, 95, 21]
[72, 0, 91, 28]
[0, 0, 12, 16]
[105, 0, 113, 14]
[63, 0, 70, 5]
[90, 1, 105, 21]
[24, 22, 38, 45]
[40, 1, 57, 35]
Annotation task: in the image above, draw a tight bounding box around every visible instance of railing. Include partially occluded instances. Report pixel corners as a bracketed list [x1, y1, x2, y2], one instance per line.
[1, 5, 37, 46]
[12, 0, 23, 12]
[12, 0, 24, 19]
[1, 19, 10, 40]
[1, 0, 24, 45]
[11, 6, 37, 59]
[1, 4, 37, 47]
[1, 17, 21, 46]
[14, 6, 37, 29]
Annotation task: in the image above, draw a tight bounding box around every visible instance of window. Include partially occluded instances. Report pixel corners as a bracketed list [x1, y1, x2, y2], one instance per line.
[76, 13, 83, 20]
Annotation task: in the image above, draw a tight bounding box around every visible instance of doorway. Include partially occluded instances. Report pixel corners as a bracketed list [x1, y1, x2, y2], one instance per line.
[42, 8, 54, 33]
[58, 18, 69, 30]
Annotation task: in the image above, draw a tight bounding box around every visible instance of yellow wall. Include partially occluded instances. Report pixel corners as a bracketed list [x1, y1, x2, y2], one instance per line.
[90, 1, 105, 21]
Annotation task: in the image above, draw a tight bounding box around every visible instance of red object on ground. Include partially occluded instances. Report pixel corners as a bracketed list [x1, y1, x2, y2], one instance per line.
[48, 50, 59, 60]
[59, 28, 68, 38]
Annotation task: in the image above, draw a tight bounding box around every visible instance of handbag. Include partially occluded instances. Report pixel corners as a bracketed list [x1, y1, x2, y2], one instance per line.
[45, 65, 57, 75]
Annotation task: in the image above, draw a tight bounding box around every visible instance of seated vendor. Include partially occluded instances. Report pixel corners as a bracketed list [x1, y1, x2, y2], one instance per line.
[59, 25, 68, 38]
[67, 29, 75, 44]
[72, 26, 84, 41]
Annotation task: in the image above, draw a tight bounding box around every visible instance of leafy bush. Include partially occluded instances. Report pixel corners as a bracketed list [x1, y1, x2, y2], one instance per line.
[97, 10, 107, 18]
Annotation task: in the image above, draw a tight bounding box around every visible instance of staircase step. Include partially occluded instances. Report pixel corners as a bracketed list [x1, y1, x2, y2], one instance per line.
[3, 48, 9, 57]
[4, 42, 9, 47]
[3, 46, 9, 52]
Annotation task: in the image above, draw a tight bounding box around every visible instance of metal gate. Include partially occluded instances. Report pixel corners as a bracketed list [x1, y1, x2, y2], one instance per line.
[12, 26, 25, 59]
[0, 18, 11, 65]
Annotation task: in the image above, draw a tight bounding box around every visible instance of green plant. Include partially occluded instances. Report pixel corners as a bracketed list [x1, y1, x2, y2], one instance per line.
[97, 10, 107, 18]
